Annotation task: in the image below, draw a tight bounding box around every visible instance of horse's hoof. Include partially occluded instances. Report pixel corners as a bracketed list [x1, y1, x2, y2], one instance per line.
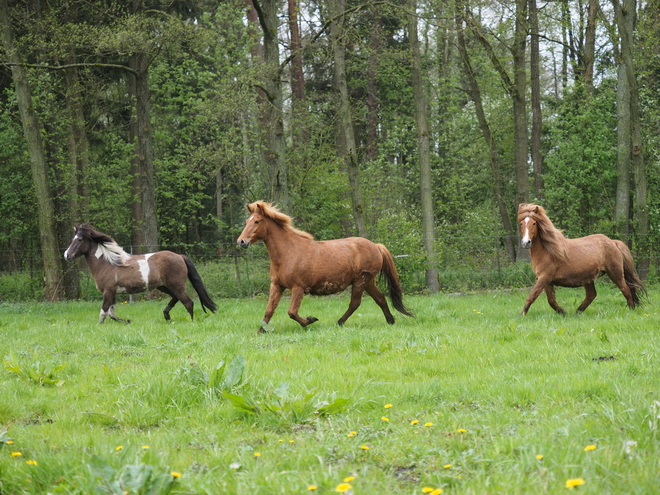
[257, 327, 266, 334]
[306, 316, 318, 325]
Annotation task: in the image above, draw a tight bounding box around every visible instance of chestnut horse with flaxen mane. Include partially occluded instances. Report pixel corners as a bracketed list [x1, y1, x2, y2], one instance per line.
[64, 223, 217, 323]
[237, 201, 414, 332]
[518, 203, 645, 315]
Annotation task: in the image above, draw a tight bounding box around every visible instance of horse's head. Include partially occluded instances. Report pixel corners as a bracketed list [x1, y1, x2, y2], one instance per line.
[237, 202, 268, 248]
[64, 224, 94, 261]
[518, 203, 540, 249]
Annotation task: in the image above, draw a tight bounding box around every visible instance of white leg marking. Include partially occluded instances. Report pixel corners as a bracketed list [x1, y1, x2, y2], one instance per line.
[99, 308, 108, 323]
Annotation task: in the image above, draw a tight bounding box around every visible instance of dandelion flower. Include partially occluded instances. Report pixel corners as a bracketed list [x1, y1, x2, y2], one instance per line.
[26, 460, 37, 466]
[142, 445, 149, 450]
[381, 416, 390, 422]
[7, 440, 14, 445]
[254, 452, 261, 457]
[430, 489, 443, 495]
[335, 483, 352, 493]
[424, 422, 433, 427]
[171, 472, 182, 478]
[584, 445, 596, 451]
[410, 420, 419, 425]
[444, 463, 451, 469]
[308, 485, 318, 491]
[360, 445, 370, 450]
[536, 454, 543, 460]
[289, 440, 295, 444]
[565, 478, 585, 489]
[115, 446, 123, 451]
[347, 431, 357, 437]
[384, 404, 393, 409]
[344, 476, 355, 482]
[457, 428, 467, 433]
[11, 452, 22, 457]
[422, 489, 434, 493]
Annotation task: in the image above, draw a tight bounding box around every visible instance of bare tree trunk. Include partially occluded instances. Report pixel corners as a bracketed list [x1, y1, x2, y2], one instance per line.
[409, 0, 439, 292]
[529, 0, 544, 199]
[584, 0, 598, 92]
[456, 3, 517, 262]
[513, 0, 529, 206]
[613, 0, 649, 277]
[288, 0, 305, 103]
[366, 11, 382, 161]
[614, 59, 631, 239]
[0, 0, 63, 300]
[329, 0, 367, 237]
[252, 0, 290, 212]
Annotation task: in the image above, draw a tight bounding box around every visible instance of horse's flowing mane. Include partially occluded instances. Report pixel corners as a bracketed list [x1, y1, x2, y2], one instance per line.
[517, 204, 567, 261]
[78, 223, 132, 266]
[248, 201, 314, 240]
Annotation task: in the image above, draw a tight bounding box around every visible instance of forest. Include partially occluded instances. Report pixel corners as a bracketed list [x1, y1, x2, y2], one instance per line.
[0, 0, 658, 301]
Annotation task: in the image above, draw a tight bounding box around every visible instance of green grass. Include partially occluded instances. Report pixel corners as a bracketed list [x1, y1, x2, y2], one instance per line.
[0, 282, 659, 494]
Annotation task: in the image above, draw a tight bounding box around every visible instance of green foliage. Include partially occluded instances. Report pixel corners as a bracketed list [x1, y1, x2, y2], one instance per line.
[88, 452, 177, 495]
[3, 352, 65, 387]
[543, 84, 618, 235]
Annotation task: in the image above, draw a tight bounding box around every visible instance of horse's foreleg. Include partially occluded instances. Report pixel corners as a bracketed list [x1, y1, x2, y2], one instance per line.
[544, 285, 566, 315]
[287, 287, 318, 327]
[337, 283, 366, 326]
[260, 283, 285, 333]
[576, 282, 597, 313]
[364, 278, 395, 324]
[522, 279, 548, 315]
[101, 291, 130, 323]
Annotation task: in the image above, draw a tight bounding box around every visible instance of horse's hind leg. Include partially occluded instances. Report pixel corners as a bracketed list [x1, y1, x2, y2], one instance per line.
[159, 286, 193, 321]
[544, 285, 566, 315]
[287, 287, 318, 327]
[607, 269, 636, 308]
[364, 278, 395, 324]
[576, 282, 597, 313]
[337, 282, 366, 326]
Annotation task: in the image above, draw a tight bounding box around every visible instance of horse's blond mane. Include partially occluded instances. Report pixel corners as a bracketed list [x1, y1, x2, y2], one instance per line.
[248, 201, 313, 240]
[518, 204, 567, 261]
[95, 241, 132, 266]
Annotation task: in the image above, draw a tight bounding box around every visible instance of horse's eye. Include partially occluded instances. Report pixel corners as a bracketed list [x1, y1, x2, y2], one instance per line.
[254, 220, 260, 224]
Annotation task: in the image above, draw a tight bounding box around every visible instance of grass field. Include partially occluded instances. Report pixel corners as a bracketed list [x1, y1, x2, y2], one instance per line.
[1, 282, 659, 494]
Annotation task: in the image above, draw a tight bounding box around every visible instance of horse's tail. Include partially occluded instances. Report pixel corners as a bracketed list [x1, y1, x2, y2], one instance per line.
[614, 240, 647, 307]
[183, 256, 218, 313]
[377, 244, 414, 317]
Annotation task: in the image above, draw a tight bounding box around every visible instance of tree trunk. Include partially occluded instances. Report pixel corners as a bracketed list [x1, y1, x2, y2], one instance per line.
[513, 0, 529, 206]
[409, 0, 439, 292]
[614, 58, 631, 239]
[529, 0, 544, 199]
[584, 0, 598, 92]
[252, 0, 290, 212]
[0, 0, 64, 300]
[329, 0, 367, 237]
[288, 0, 305, 103]
[613, 0, 649, 277]
[366, 11, 382, 161]
[456, 3, 517, 262]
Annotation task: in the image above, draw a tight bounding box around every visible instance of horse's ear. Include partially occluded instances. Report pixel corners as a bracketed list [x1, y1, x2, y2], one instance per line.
[532, 205, 539, 213]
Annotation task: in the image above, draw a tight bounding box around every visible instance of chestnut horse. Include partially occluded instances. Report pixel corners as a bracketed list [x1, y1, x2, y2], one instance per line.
[518, 203, 645, 315]
[237, 201, 413, 332]
[64, 223, 217, 323]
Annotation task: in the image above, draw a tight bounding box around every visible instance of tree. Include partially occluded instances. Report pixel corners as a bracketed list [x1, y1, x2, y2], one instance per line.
[409, 0, 439, 292]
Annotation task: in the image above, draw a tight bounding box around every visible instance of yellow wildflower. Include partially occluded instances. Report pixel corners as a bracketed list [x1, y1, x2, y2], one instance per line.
[26, 460, 38, 466]
[335, 483, 352, 493]
[424, 422, 433, 427]
[171, 472, 182, 478]
[142, 445, 149, 450]
[410, 420, 419, 425]
[308, 485, 318, 491]
[11, 452, 22, 457]
[536, 454, 543, 460]
[347, 431, 357, 437]
[422, 489, 434, 493]
[384, 403, 393, 409]
[381, 416, 390, 422]
[565, 478, 585, 489]
[431, 489, 443, 495]
[6, 440, 14, 445]
[457, 428, 467, 433]
[584, 445, 596, 451]
[360, 445, 370, 450]
[115, 446, 123, 451]
[254, 452, 261, 457]
[444, 463, 451, 469]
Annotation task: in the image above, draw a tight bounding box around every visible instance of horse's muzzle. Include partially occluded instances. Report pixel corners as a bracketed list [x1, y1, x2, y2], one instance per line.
[521, 240, 532, 249]
[237, 238, 250, 249]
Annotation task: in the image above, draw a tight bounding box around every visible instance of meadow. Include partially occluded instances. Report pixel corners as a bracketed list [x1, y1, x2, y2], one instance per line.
[1, 282, 659, 494]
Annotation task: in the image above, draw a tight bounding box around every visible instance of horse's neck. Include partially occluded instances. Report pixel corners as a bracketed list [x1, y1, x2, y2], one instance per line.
[263, 223, 300, 261]
[84, 242, 109, 273]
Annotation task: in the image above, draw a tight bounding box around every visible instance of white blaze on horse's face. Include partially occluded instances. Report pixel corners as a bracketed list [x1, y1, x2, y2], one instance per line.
[238, 214, 262, 248]
[64, 234, 82, 260]
[521, 217, 534, 249]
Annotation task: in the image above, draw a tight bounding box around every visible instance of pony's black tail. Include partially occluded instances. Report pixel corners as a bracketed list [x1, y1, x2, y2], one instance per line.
[615, 240, 647, 307]
[377, 244, 415, 317]
[183, 256, 217, 313]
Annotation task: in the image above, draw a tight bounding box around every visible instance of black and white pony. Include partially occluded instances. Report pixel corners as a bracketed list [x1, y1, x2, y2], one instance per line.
[64, 223, 217, 323]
